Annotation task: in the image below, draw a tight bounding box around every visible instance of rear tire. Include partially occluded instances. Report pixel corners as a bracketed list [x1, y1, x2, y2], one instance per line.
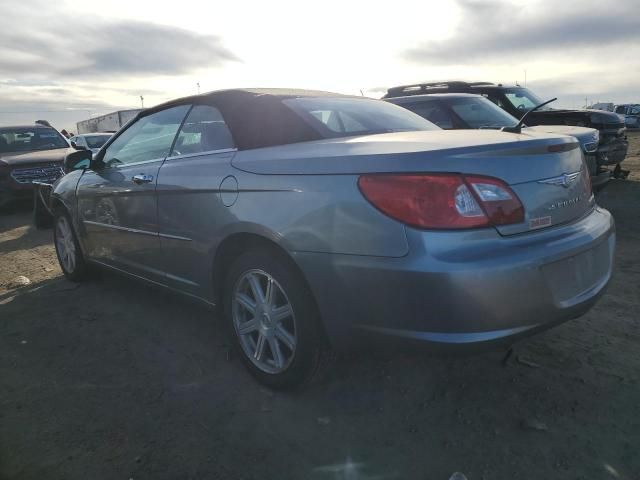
[223, 249, 328, 390]
[53, 210, 88, 281]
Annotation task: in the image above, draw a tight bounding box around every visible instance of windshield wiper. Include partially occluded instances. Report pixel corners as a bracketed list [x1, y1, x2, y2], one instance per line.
[501, 97, 557, 134]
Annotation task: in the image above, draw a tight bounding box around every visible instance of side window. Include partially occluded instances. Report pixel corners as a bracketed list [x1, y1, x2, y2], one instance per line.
[404, 102, 454, 129]
[171, 105, 234, 156]
[486, 94, 506, 109]
[615, 106, 626, 114]
[102, 105, 189, 166]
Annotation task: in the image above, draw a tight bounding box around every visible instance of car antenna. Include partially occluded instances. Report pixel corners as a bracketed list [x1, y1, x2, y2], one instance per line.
[501, 97, 557, 134]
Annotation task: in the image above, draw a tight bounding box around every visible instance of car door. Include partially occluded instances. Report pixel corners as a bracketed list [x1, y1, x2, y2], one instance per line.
[155, 104, 237, 296]
[76, 105, 190, 282]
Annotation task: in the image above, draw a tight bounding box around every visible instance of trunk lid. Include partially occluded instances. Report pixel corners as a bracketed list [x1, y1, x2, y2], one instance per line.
[232, 129, 594, 235]
[495, 144, 593, 235]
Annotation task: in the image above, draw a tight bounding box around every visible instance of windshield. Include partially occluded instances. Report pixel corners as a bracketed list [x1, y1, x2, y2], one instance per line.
[284, 97, 438, 139]
[503, 88, 548, 112]
[85, 135, 110, 149]
[0, 127, 68, 153]
[442, 96, 519, 128]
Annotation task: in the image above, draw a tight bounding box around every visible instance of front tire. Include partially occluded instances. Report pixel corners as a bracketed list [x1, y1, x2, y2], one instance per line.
[224, 249, 327, 389]
[53, 210, 88, 281]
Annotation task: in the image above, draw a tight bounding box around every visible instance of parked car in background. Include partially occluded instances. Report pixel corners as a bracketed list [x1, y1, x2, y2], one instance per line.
[386, 93, 610, 190]
[76, 109, 143, 135]
[384, 82, 629, 178]
[613, 104, 640, 129]
[69, 133, 112, 154]
[0, 124, 71, 208]
[49, 88, 614, 388]
[589, 102, 614, 112]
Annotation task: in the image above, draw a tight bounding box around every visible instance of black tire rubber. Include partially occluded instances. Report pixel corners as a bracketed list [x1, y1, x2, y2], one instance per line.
[53, 210, 89, 282]
[223, 248, 329, 390]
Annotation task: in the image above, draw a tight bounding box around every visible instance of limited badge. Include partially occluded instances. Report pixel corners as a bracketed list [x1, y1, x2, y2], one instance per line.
[529, 216, 552, 230]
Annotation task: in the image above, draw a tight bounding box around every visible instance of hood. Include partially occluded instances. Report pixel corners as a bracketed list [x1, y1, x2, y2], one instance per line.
[530, 108, 623, 126]
[526, 125, 598, 150]
[0, 147, 73, 166]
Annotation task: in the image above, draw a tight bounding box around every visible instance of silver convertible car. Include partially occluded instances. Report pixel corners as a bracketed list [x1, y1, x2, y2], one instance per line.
[50, 89, 615, 388]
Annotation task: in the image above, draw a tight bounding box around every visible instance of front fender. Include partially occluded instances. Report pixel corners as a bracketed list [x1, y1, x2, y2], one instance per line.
[50, 169, 84, 220]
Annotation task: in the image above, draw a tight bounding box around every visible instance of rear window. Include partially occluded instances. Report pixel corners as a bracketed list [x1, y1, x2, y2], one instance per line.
[0, 127, 68, 153]
[401, 100, 456, 129]
[443, 97, 518, 128]
[283, 97, 438, 139]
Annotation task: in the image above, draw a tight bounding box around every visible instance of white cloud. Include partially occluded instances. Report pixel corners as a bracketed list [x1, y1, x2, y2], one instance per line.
[0, 0, 637, 130]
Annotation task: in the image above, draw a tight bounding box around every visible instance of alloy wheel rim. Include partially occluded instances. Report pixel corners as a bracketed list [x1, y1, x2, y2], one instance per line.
[232, 269, 297, 374]
[55, 217, 76, 273]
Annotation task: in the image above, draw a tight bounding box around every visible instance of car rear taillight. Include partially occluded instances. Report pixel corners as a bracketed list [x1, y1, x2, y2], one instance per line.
[358, 173, 524, 230]
[463, 175, 524, 226]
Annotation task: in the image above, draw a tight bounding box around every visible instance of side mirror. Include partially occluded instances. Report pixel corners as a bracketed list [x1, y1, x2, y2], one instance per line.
[63, 149, 92, 173]
[71, 141, 87, 151]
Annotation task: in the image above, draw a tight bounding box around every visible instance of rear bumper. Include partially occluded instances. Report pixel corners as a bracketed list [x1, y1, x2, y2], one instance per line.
[296, 207, 615, 349]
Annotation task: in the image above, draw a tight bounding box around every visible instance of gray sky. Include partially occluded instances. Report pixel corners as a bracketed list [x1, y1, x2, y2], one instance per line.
[1, 0, 638, 131]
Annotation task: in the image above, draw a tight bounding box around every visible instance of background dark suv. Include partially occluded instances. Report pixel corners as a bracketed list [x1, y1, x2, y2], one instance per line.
[384, 82, 629, 177]
[0, 124, 71, 208]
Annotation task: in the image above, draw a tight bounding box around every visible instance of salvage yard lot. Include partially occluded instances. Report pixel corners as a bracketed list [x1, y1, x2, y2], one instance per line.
[1, 133, 639, 480]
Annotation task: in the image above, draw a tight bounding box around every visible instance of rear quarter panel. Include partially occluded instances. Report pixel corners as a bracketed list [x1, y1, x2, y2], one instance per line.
[227, 170, 409, 257]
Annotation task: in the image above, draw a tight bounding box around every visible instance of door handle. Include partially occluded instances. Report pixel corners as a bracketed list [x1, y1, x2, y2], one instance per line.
[132, 174, 154, 184]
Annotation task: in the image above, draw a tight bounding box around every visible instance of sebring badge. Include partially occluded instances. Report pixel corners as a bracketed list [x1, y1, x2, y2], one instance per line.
[548, 195, 584, 210]
[538, 171, 581, 188]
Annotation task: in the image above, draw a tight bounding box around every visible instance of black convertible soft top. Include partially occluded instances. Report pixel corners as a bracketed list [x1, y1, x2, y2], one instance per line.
[145, 88, 359, 150]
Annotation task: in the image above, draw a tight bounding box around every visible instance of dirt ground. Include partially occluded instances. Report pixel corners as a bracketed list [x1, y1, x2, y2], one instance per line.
[1, 133, 639, 480]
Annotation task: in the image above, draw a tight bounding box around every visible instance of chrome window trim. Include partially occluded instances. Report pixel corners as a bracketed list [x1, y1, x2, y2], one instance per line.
[166, 148, 237, 161]
[83, 220, 192, 242]
[96, 157, 166, 170]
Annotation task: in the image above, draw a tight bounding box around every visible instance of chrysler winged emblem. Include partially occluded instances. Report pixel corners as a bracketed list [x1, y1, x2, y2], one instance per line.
[538, 171, 581, 188]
